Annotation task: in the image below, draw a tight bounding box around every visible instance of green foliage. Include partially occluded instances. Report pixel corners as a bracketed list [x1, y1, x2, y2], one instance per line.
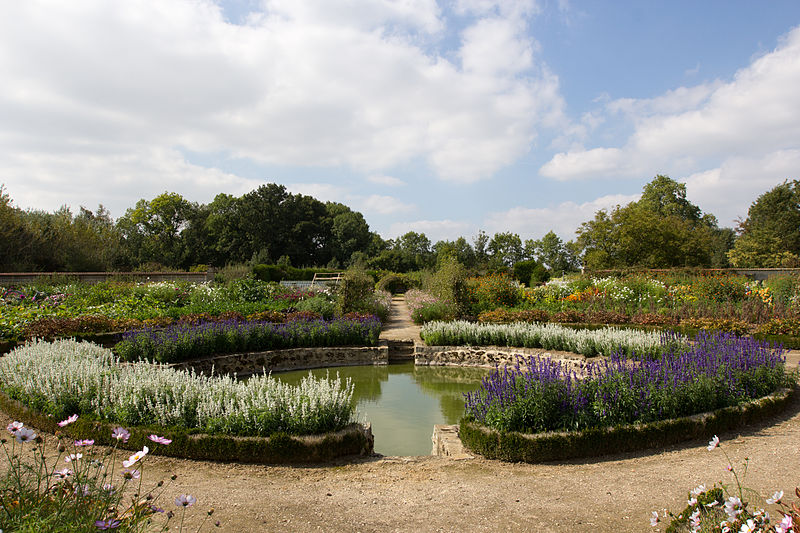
[728, 180, 800, 267]
[336, 265, 377, 316]
[376, 273, 415, 294]
[425, 257, 471, 317]
[295, 295, 336, 319]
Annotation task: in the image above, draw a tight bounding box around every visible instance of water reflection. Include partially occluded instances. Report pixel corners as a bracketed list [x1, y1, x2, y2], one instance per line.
[272, 362, 490, 456]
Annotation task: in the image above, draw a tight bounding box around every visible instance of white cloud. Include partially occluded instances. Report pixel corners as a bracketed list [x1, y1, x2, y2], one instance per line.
[367, 174, 406, 187]
[684, 149, 800, 227]
[0, 0, 566, 216]
[388, 219, 475, 241]
[484, 193, 638, 240]
[360, 194, 415, 215]
[285, 183, 414, 217]
[540, 25, 800, 182]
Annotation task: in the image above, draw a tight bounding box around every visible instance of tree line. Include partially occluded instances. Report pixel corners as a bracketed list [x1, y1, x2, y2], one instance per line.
[1, 176, 798, 274]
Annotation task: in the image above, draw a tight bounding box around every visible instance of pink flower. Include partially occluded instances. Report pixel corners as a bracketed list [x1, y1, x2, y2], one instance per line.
[7, 421, 24, 434]
[74, 439, 94, 447]
[111, 427, 130, 443]
[707, 435, 719, 451]
[122, 446, 149, 468]
[58, 414, 78, 427]
[148, 434, 172, 445]
[776, 515, 793, 533]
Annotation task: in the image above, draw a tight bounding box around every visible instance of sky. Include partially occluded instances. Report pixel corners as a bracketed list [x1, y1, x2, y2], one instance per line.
[2, 0, 800, 244]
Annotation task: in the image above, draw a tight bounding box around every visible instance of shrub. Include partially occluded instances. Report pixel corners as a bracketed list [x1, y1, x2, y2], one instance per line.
[376, 273, 411, 294]
[585, 310, 630, 325]
[551, 310, 586, 323]
[471, 273, 519, 312]
[421, 320, 678, 358]
[512, 260, 547, 286]
[336, 265, 376, 316]
[757, 317, 800, 336]
[631, 312, 678, 326]
[683, 317, 750, 335]
[114, 316, 382, 363]
[0, 339, 357, 437]
[464, 333, 790, 434]
[295, 295, 336, 319]
[406, 290, 455, 324]
[425, 257, 472, 317]
[692, 275, 748, 304]
[252, 264, 286, 282]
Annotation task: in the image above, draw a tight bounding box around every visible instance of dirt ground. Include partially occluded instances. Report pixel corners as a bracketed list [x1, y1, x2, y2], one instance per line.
[4, 397, 798, 533]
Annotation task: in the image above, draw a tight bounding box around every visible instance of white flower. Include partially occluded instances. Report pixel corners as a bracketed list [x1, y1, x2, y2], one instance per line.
[739, 518, 757, 533]
[724, 496, 742, 522]
[650, 511, 659, 527]
[65, 453, 82, 463]
[689, 509, 701, 531]
[122, 446, 149, 468]
[776, 514, 793, 533]
[707, 435, 720, 451]
[691, 484, 707, 497]
[14, 427, 36, 443]
[766, 490, 784, 505]
[6, 421, 24, 434]
[688, 497, 698, 506]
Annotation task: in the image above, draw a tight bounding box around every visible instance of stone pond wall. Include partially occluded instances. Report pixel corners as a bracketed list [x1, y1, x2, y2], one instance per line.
[169, 343, 389, 376]
[414, 344, 590, 374]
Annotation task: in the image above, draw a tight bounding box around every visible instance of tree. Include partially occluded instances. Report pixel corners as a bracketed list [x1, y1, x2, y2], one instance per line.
[575, 175, 718, 269]
[727, 180, 800, 267]
[531, 231, 577, 276]
[326, 202, 372, 267]
[487, 232, 522, 268]
[117, 192, 195, 268]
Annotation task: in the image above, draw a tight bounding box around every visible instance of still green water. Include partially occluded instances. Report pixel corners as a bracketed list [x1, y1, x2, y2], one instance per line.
[274, 362, 491, 456]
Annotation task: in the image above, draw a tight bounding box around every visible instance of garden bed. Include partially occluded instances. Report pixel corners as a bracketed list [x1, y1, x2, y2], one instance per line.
[458, 386, 796, 463]
[0, 391, 373, 464]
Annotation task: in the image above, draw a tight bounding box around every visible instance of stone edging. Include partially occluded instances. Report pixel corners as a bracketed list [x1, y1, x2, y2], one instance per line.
[0, 390, 374, 464]
[414, 344, 590, 372]
[168, 343, 389, 376]
[457, 386, 797, 463]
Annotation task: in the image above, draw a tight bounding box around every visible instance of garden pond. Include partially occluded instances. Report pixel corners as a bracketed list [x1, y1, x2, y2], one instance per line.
[273, 362, 492, 456]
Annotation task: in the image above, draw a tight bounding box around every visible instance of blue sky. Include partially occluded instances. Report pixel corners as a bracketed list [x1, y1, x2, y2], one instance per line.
[2, 1, 800, 243]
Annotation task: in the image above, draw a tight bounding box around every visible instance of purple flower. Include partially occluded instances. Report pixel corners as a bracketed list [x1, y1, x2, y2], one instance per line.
[111, 427, 130, 443]
[58, 414, 79, 427]
[175, 494, 197, 507]
[75, 439, 95, 447]
[148, 434, 172, 445]
[95, 518, 121, 530]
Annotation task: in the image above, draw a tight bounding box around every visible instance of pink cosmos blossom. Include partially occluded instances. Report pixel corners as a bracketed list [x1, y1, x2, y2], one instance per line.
[776, 514, 793, 533]
[111, 427, 130, 442]
[7, 421, 24, 434]
[74, 439, 94, 447]
[58, 414, 78, 427]
[767, 490, 784, 505]
[148, 434, 172, 445]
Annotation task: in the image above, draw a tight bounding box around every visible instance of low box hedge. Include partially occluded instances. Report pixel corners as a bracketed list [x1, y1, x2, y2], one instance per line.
[0, 391, 373, 464]
[459, 386, 797, 463]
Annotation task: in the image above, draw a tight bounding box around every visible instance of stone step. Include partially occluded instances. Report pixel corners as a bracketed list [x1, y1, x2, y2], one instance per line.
[387, 340, 415, 362]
